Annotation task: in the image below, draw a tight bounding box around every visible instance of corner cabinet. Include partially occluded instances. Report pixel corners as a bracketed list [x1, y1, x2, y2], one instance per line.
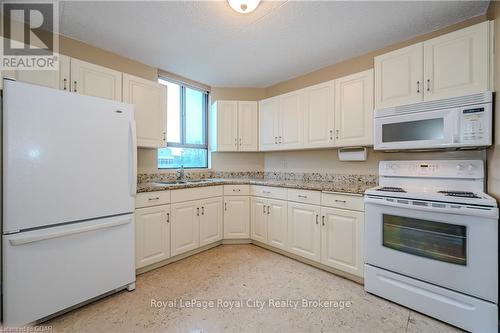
[224, 196, 250, 239]
[334, 69, 373, 147]
[375, 21, 491, 109]
[123, 74, 167, 148]
[210, 100, 258, 152]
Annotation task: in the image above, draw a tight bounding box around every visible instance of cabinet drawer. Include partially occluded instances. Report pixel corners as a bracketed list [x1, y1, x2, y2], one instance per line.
[287, 189, 321, 205]
[321, 192, 364, 211]
[251, 185, 287, 200]
[171, 186, 223, 203]
[224, 185, 250, 196]
[136, 191, 171, 208]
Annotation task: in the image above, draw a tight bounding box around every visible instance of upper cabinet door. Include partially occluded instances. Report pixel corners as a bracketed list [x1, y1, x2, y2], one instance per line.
[320, 207, 364, 277]
[238, 101, 258, 151]
[374, 43, 423, 109]
[423, 21, 490, 101]
[14, 54, 70, 90]
[216, 101, 239, 151]
[304, 81, 334, 148]
[334, 69, 374, 147]
[259, 97, 280, 151]
[199, 197, 223, 247]
[123, 74, 167, 148]
[280, 91, 304, 149]
[70, 58, 122, 101]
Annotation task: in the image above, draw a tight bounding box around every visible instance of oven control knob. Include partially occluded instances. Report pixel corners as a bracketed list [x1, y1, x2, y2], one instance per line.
[467, 164, 474, 171]
[456, 164, 464, 171]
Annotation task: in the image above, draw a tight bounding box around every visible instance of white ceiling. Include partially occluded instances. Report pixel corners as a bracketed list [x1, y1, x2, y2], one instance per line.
[59, 1, 489, 88]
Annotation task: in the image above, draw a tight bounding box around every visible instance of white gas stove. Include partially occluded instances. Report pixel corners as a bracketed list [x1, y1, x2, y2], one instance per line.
[364, 160, 498, 332]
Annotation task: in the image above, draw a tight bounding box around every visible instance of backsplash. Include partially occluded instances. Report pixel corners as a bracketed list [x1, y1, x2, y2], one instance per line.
[137, 170, 378, 187]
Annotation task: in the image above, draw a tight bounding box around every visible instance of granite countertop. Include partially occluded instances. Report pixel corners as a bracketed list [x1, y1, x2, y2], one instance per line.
[137, 178, 372, 195]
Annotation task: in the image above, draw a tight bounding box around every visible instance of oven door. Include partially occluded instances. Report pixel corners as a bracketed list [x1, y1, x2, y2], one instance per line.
[374, 108, 460, 150]
[365, 201, 498, 302]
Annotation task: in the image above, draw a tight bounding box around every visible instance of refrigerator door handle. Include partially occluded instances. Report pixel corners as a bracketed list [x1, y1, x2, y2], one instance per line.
[130, 120, 138, 196]
[9, 218, 132, 246]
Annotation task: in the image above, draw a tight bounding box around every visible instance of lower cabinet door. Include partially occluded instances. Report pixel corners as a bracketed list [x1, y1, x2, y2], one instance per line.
[135, 205, 171, 269]
[171, 200, 200, 257]
[320, 207, 364, 277]
[287, 202, 321, 262]
[267, 199, 287, 250]
[251, 197, 268, 243]
[224, 196, 250, 239]
[199, 197, 223, 246]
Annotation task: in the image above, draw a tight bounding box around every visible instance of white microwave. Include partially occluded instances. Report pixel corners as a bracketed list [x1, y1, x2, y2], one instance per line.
[374, 92, 493, 151]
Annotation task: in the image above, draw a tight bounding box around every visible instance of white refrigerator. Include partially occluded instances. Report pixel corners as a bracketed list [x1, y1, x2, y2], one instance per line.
[2, 80, 137, 325]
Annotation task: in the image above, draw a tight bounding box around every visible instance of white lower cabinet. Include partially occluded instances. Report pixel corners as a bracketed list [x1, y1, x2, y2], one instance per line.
[135, 204, 170, 269]
[224, 196, 250, 239]
[267, 199, 288, 250]
[287, 202, 321, 262]
[320, 207, 364, 277]
[199, 197, 223, 246]
[250, 197, 268, 242]
[171, 200, 200, 257]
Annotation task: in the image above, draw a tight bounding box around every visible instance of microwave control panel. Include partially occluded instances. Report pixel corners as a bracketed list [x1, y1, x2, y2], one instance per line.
[460, 104, 491, 144]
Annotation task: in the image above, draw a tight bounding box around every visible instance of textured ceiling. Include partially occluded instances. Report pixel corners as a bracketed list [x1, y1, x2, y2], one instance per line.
[59, 1, 489, 87]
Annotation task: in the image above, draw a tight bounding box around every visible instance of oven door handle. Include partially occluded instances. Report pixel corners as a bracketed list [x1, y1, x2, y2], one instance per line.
[364, 195, 498, 218]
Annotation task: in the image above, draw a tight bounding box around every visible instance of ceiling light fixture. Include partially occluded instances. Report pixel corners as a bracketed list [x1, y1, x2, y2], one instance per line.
[228, 0, 261, 14]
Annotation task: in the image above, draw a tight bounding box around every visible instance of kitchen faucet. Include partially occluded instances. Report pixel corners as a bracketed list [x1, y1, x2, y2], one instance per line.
[177, 165, 185, 181]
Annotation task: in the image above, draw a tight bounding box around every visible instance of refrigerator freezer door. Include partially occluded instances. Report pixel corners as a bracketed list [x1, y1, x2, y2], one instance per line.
[3, 80, 136, 232]
[2, 214, 135, 326]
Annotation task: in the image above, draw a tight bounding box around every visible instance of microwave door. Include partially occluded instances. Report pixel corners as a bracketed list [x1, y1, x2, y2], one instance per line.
[374, 108, 459, 150]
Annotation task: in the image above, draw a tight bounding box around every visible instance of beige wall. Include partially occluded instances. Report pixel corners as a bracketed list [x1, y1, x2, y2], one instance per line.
[265, 15, 487, 97]
[487, 2, 500, 200]
[211, 87, 266, 102]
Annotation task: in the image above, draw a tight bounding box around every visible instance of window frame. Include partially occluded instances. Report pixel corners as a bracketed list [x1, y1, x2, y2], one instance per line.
[158, 77, 209, 169]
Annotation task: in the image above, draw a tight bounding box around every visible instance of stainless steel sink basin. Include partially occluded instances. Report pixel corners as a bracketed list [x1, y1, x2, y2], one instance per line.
[155, 180, 187, 185]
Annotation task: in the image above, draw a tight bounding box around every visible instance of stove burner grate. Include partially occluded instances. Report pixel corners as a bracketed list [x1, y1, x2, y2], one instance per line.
[376, 187, 406, 193]
[438, 191, 481, 199]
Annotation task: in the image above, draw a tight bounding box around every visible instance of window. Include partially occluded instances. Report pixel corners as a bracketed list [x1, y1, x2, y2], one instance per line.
[157, 78, 209, 169]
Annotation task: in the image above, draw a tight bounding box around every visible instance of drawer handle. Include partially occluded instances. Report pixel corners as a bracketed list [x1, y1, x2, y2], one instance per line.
[148, 197, 160, 201]
[298, 195, 308, 199]
[262, 191, 271, 194]
[233, 189, 241, 192]
[334, 199, 346, 203]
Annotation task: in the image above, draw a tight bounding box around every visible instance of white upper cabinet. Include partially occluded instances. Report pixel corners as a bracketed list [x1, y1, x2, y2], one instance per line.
[259, 97, 280, 151]
[423, 21, 490, 101]
[375, 21, 491, 109]
[123, 74, 167, 148]
[135, 205, 170, 269]
[70, 58, 122, 101]
[211, 100, 258, 152]
[320, 207, 364, 277]
[280, 91, 304, 149]
[374, 43, 424, 109]
[304, 81, 335, 148]
[238, 101, 259, 151]
[13, 54, 70, 90]
[334, 69, 374, 147]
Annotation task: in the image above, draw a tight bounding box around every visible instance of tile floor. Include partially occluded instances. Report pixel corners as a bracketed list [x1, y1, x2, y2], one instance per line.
[46, 245, 462, 332]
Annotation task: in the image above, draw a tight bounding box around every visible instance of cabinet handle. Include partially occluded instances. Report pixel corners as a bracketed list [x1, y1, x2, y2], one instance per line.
[322, 216, 325, 226]
[234, 138, 237, 147]
[262, 190, 271, 194]
[239, 138, 242, 146]
[426, 79, 431, 92]
[263, 205, 266, 214]
[73, 81, 77, 92]
[267, 205, 270, 215]
[197, 207, 200, 216]
[416, 81, 420, 93]
[63, 78, 67, 90]
[201, 206, 204, 215]
[279, 136, 282, 144]
[336, 129, 339, 140]
[225, 202, 227, 211]
[232, 189, 241, 192]
[329, 129, 333, 140]
[334, 199, 347, 203]
[148, 197, 160, 201]
[166, 212, 170, 223]
[163, 132, 166, 141]
[298, 195, 308, 199]
[316, 214, 319, 224]
[274, 136, 278, 144]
